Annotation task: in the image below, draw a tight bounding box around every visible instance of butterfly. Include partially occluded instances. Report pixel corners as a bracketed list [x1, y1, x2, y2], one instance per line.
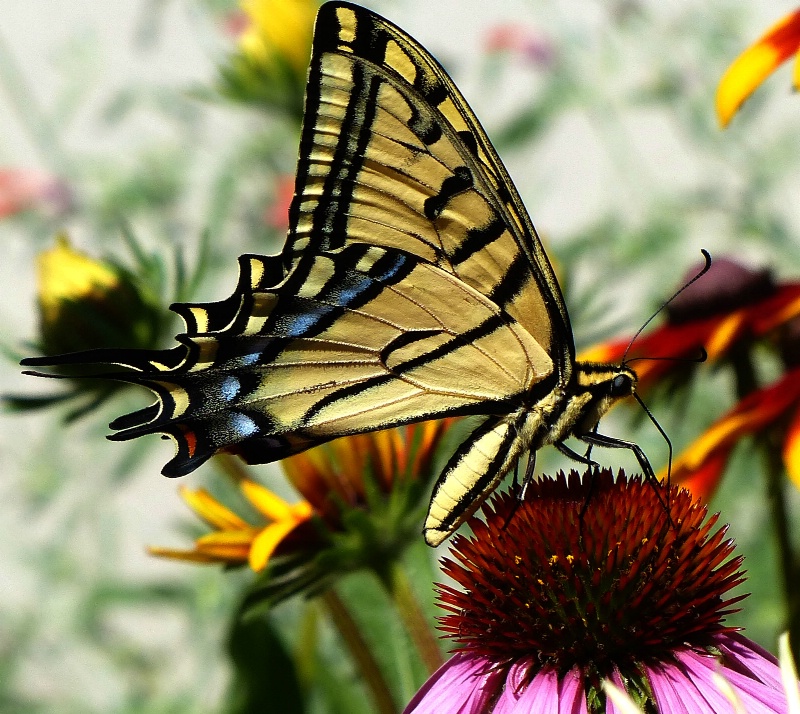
[23, 1, 654, 547]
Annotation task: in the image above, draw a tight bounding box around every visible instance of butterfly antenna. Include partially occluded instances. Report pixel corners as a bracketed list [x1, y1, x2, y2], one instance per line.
[625, 347, 708, 367]
[621, 249, 712, 365]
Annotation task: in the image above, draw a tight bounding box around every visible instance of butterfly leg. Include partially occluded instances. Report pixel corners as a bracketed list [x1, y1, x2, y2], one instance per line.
[511, 456, 522, 491]
[555, 441, 599, 468]
[554, 439, 601, 520]
[501, 453, 534, 532]
[577, 431, 673, 522]
[577, 431, 656, 481]
[583, 423, 599, 464]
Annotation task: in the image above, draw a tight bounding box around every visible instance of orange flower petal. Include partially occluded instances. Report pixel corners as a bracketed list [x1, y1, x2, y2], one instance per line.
[577, 340, 627, 365]
[783, 406, 800, 491]
[794, 48, 800, 89]
[249, 520, 299, 572]
[716, 9, 800, 127]
[148, 546, 222, 563]
[179, 486, 250, 531]
[240, 479, 295, 521]
[705, 312, 746, 360]
[195, 543, 252, 561]
[672, 412, 752, 474]
[756, 291, 800, 333]
[409, 419, 451, 478]
[671, 451, 729, 500]
[671, 369, 800, 493]
[196, 530, 257, 547]
[147, 544, 250, 563]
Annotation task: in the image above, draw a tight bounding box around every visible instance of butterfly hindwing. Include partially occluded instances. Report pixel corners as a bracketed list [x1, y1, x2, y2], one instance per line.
[122, 242, 550, 475]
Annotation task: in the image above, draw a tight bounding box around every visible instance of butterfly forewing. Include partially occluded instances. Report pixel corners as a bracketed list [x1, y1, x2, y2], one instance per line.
[290, 3, 572, 370]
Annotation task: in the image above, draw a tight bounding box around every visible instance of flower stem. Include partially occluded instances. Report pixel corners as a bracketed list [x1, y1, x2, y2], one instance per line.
[383, 561, 443, 674]
[731, 345, 800, 660]
[321, 588, 397, 714]
[761, 432, 800, 663]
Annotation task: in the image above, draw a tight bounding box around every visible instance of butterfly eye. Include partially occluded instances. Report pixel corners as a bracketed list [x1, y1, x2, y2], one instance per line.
[609, 374, 632, 397]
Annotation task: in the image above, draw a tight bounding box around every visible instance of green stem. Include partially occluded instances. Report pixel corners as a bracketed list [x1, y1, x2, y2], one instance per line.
[760, 432, 800, 662]
[321, 589, 397, 714]
[383, 561, 443, 675]
[729, 343, 758, 399]
[731, 345, 800, 659]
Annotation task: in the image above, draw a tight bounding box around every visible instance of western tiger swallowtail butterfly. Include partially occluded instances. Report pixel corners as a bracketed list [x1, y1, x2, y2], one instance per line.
[23, 1, 657, 547]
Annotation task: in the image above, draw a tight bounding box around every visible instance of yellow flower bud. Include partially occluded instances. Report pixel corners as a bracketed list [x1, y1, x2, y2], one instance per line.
[36, 235, 160, 356]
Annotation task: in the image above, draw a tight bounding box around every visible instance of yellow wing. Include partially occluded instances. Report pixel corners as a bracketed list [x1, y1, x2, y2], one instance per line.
[22, 3, 575, 508]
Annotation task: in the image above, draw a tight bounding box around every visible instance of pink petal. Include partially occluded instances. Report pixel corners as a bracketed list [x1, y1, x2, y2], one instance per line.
[490, 659, 528, 714]
[648, 659, 727, 712]
[509, 668, 559, 711]
[558, 668, 588, 714]
[493, 667, 587, 714]
[403, 652, 504, 714]
[718, 632, 783, 690]
[677, 648, 788, 713]
[605, 669, 635, 714]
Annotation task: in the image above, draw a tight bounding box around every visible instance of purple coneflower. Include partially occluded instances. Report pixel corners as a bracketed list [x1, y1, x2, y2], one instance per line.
[405, 470, 794, 713]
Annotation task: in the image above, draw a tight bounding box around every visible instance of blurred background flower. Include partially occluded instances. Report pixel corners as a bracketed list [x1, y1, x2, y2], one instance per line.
[218, 0, 319, 118]
[484, 23, 555, 67]
[716, 7, 800, 127]
[151, 420, 456, 596]
[670, 367, 800, 496]
[149, 479, 315, 572]
[0, 167, 71, 219]
[6, 234, 167, 418]
[34, 235, 162, 358]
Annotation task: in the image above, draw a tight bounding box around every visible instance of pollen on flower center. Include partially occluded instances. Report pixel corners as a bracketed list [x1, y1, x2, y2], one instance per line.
[437, 470, 745, 682]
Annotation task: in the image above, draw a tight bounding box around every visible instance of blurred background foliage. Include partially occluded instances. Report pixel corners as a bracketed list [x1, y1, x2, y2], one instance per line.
[2, 1, 800, 712]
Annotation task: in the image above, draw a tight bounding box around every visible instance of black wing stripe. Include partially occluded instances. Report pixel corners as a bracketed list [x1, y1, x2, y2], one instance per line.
[28, 3, 569, 485]
[301, 311, 509, 426]
[488, 250, 532, 308]
[389, 313, 506, 376]
[450, 216, 506, 266]
[423, 166, 473, 220]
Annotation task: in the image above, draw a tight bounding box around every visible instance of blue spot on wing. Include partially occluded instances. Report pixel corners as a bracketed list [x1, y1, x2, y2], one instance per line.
[331, 254, 407, 306]
[230, 413, 259, 438]
[334, 275, 373, 306]
[221, 376, 241, 401]
[268, 252, 410, 341]
[285, 304, 337, 337]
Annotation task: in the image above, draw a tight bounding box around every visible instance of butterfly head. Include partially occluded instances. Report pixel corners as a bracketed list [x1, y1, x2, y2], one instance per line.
[573, 362, 638, 433]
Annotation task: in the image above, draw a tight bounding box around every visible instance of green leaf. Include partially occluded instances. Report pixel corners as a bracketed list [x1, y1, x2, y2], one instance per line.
[224, 608, 305, 714]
